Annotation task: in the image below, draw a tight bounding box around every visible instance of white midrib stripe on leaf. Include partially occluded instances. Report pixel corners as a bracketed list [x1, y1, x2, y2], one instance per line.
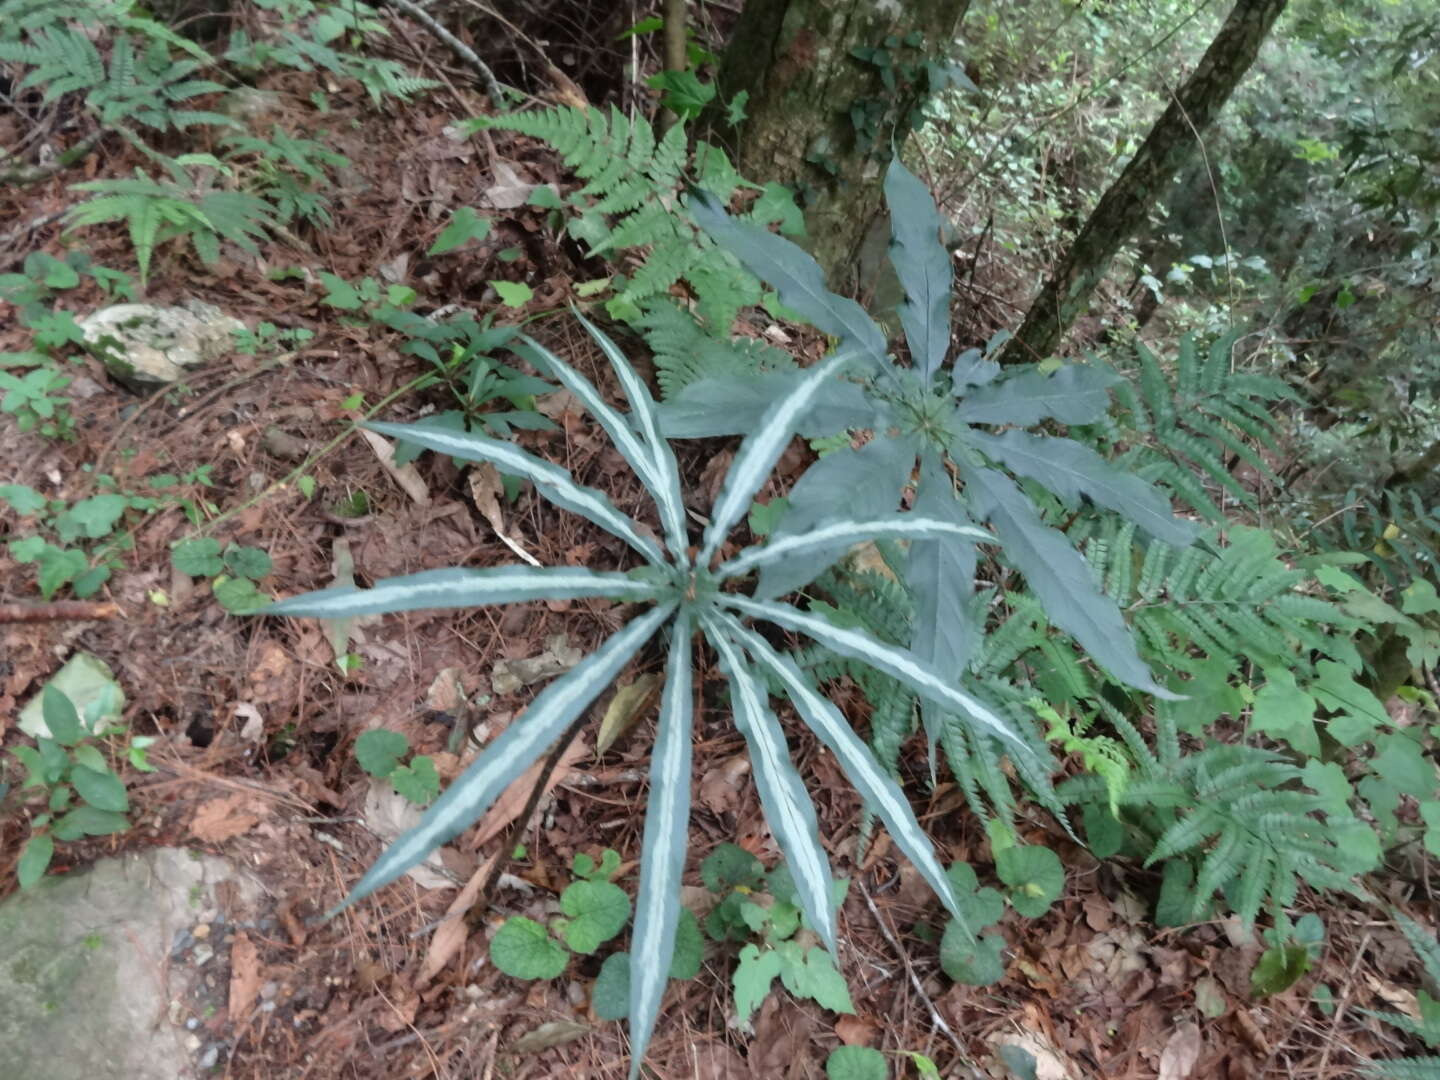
[715, 611, 966, 930]
[265, 567, 662, 618]
[567, 312, 690, 566]
[700, 348, 857, 564]
[716, 516, 992, 580]
[336, 603, 675, 910]
[627, 608, 693, 1080]
[519, 332, 676, 537]
[704, 614, 836, 953]
[364, 421, 666, 565]
[722, 593, 1025, 751]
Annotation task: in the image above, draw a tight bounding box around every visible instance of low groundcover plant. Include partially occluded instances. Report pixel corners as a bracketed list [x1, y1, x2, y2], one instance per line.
[260, 311, 1039, 1074]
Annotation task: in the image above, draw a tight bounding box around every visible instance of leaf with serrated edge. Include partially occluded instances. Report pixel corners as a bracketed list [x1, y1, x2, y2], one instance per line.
[688, 191, 888, 372]
[705, 613, 837, 953]
[715, 612, 969, 939]
[521, 323, 688, 565]
[567, 310, 690, 567]
[264, 566, 667, 619]
[329, 603, 674, 914]
[964, 465, 1179, 699]
[967, 429, 1197, 546]
[717, 515, 991, 581]
[627, 609, 693, 1080]
[700, 349, 857, 563]
[722, 594, 1033, 757]
[885, 157, 951, 382]
[363, 421, 667, 565]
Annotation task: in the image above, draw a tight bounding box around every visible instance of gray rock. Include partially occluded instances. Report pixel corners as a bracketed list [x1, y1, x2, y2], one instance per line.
[79, 301, 246, 388]
[0, 848, 259, 1080]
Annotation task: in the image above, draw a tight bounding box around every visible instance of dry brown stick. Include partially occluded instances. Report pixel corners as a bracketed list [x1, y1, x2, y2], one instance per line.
[0, 600, 120, 623]
[380, 0, 505, 105]
[462, 710, 591, 930]
[856, 877, 973, 1065]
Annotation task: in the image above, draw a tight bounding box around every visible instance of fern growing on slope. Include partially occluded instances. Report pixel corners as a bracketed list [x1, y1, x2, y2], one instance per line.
[470, 106, 803, 334]
[1058, 709, 1380, 926]
[635, 300, 795, 399]
[66, 172, 277, 284]
[0, 22, 235, 141]
[782, 559, 1064, 830]
[1091, 333, 1296, 520]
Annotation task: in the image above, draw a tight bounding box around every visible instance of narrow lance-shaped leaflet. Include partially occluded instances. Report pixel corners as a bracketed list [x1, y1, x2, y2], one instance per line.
[720, 594, 1036, 761]
[715, 514, 992, 584]
[712, 611, 971, 942]
[704, 612, 839, 954]
[520, 324, 689, 566]
[262, 566, 665, 620]
[699, 348, 857, 565]
[567, 309, 691, 567]
[626, 609, 694, 1080]
[363, 420, 667, 567]
[326, 603, 676, 914]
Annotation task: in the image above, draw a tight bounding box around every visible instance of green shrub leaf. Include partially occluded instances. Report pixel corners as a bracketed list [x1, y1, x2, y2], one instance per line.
[490, 917, 568, 980]
[560, 879, 632, 954]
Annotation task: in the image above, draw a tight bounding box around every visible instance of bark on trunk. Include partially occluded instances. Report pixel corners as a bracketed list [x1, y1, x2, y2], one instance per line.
[1003, 0, 1289, 363]
[711, 0, 969, 290]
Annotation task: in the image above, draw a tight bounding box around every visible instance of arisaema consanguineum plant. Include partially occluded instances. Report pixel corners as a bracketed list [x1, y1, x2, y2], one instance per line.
[258, 311, 1041, 1076]
[665, 158, 1202, 774]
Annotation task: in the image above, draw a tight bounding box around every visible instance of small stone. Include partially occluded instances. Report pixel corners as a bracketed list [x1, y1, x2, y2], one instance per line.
[259, 982, 278, 1001]
[79, 301, 246, 389]
[191, 944, 214, 966]
[192, 924, 211, 940]
[185, 1018, 199, 1030]
[185, 1034, 202, 1052]
[198, 1045, 220, 1070]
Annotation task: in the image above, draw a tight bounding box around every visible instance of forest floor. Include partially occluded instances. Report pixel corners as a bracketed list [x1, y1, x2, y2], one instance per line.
[0, 20, 1429, 1080]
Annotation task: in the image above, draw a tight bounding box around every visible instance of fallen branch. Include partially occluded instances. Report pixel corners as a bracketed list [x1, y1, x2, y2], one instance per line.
[0, 600, 121, 623]
[380, 0, 505, 105]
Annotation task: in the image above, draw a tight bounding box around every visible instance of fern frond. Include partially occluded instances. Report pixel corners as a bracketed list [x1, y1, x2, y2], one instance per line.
[637, 301, 795, 399]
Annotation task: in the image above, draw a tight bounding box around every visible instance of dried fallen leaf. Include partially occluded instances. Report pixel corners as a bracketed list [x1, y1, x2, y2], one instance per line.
[834, 1014, 878, 1046]
[470, 736, 589, 850]
[234, 702, 265, 742]
[469, 462, 539, 566]
[359, 428, 431, 505]
[698, 754, 750, 815]
[417, 852, 498, 987]
[363, 780, 453, 889]
[595, 674, 660, 754]
[1195, 975, 1228, 1018]
[228, 931, 262, 1021]
[508, 1020, 591, 1054]
[190, 794, 267, 843]
[1158, 1022, 1202, 1080]
[491, 633, 581, 695]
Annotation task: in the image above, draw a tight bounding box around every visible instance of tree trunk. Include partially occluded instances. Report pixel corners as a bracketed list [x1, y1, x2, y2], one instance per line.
[1003, 0, 1288, 363]
[712, 0, 969, 291]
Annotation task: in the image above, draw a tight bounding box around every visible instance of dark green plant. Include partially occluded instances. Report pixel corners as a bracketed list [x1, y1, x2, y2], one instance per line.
[672, 157, 1200, 769]
[696, 843, 854, 1028]
[258, 309, 1020, 1076]
[7, 687, 132, 888]
[468, 106, 803, 330]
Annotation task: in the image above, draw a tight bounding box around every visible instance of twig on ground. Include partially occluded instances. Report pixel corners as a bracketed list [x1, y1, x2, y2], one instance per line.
[0, 600, 120, 623]
[0, 210, 68, 264]
[0, 130, 104, 186]
[380, 0, 505, 105]
[857, 877, 973, 1064]
[463, 710, 591, 930]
